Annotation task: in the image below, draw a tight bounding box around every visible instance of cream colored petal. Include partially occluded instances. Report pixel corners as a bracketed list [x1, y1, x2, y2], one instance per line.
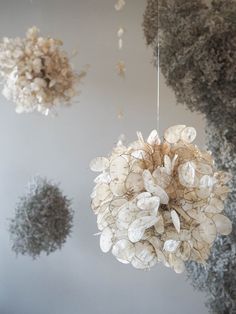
[117, 204, 136, 229]
[147, 129, 160, 145]
[109, 198, 127, 216]
[169, 254, 185, 274]
[143, 170, 169, 204]
[163, 240, 181, 253]
[171, 154, 178, 172]
[136, 192, 152, 200]
[94, 173, 111, 184]
[152, 167, 171, 189]
[199, 175, 214, 189]
[112, 239, 135, 263]
[128, 216, 158, 243]
[110, 180, 126, 196]
[196, 187, 211, 199]
[198, 217, 217, 244]
[180, 127, 197, 143]
[178, 161, 195, 187]
[195, 162, 213, 175]
[110, 156, 129, 181]
[95, 183, 112, 202]
[212, 214, 232, 235]
[137, 196, 160, 213]
[164, 125, 186, 143]
[100, 227, 113, 253]
[210, 198, 224, 211]
[132, 241, 157, 269]
[125, 172, 144, 193]
[97, 209, 114, 231]
[171, 210, 181, 233]
[164, 155, 172, 175]
[154, 214, 164, 234]
[90, 157, 109, 172]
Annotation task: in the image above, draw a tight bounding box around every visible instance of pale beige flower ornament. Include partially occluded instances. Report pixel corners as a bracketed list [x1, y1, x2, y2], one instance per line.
[90, 126, 232, 273]
[0, 27, 87, 115]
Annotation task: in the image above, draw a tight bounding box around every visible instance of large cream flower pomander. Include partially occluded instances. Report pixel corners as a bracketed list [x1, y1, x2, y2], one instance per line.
[90, 125, 232, 273]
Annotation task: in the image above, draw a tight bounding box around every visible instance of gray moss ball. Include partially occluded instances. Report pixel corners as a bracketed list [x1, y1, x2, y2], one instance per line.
[143, 0, 236, 119]
[143, 1, 236, 313]
[9, 177, 73, 258]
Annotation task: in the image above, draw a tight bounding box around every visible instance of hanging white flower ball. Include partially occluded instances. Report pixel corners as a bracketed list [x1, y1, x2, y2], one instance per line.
[0, 26, 87, 115]
[90, 126, 232, 273]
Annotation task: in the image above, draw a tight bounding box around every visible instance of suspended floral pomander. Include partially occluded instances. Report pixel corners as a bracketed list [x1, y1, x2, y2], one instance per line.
[9, 176, 73, 258]
[0, 27, 87, 115]
[90, 125, 232, 273]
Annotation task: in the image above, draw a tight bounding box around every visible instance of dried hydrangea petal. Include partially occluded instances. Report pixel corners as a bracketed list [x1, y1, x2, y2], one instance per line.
[95, 183, 112, 202]
[212, 214, 232, 235]
[180, 127, 197, 143]
[100, 227, 113, 253]
[169, 254, 185, 274]
[164, 155, 172, 175]
[94, 173, 111, 184]
[90, 157, 109, 172]
[199, 175, 214, 189]
[112, 239, 135, 263]
[128, 216, 158, 243]
[178, 162, 195, 187]
[198, 217, 217, 244]
[147, 129, 160, 145]
[154, 214, 164, 234]
[110, 156, 129, 181]
[117, 204, 136, 229]
[152, 167, 171, 189]
[137, 196, 160, 213]
[143, 170, 169, 204]
[110, 180, 126, 196]
[163, 240, 181, 253]
[132, 241, 157, 269]
[171, 210, 181, 233]
[125, 172, 144, 193]
[164, 125, 186, 143]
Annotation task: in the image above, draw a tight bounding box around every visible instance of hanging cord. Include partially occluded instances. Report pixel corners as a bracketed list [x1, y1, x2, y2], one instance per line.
[157, 42, 160, 132]
[156, 0, 160, 133]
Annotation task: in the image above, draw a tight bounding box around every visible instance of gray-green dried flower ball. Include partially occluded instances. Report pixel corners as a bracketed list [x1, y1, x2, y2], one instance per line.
[9, 177, 73, 258]
[143, 1, 236, 313]
[143, 0, 236, 117]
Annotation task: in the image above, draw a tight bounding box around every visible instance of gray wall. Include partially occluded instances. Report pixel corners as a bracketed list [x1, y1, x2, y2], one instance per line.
[0, 1, 208, 313]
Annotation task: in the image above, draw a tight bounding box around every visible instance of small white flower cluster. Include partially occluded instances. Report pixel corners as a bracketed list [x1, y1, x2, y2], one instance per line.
[90, 125, 232, 273]
[0, 27, 86, 115]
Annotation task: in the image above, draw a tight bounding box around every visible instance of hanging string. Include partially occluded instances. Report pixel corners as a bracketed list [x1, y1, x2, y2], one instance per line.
[157, 42, 160, 133]
[156, 0, 160, 133]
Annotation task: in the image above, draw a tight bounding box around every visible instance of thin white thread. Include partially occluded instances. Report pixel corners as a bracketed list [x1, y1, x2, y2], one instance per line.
[156, 0, 160, 132]
[157, 42, 160, 132]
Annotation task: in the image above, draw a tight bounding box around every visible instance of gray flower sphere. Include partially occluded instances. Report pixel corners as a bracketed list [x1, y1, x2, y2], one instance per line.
[9, 177, 73, 258]
[143, 1, 236, 313]
[143, 0, 236, 119]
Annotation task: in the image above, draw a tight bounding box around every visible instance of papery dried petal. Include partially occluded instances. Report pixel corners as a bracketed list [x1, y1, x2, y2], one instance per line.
[212, 214, 232, 235]
[112, 239, 135, 263]
[164, 125, 186, 143]
[128, 216, 159, 243]
[90, 157, 109, 172]
[100, 227, 113, 253]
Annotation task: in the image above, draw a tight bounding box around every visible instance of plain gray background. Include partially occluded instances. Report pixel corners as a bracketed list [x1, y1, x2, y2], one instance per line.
[0, 1, 208, 313]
